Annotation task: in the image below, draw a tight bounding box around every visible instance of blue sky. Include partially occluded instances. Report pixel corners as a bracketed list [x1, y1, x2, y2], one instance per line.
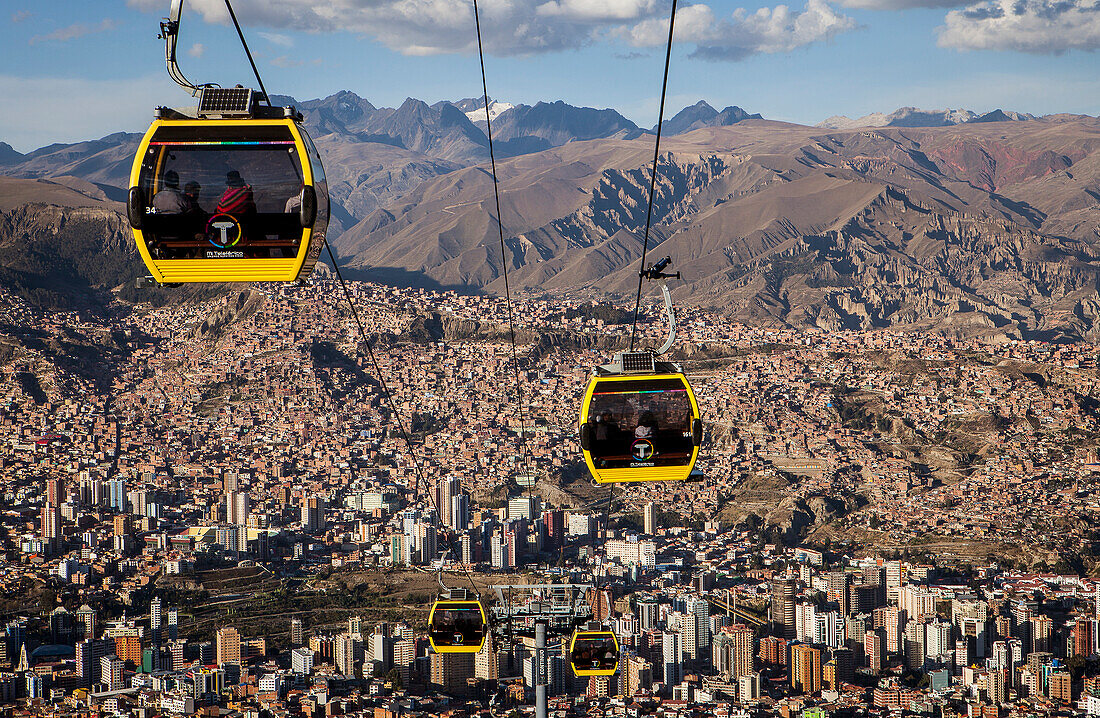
[2, 0, 1098, 153]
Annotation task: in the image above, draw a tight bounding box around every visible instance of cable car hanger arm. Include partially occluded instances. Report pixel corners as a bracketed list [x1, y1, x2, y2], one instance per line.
[158, 0, 270, 105]
[159, 0, 207, 96]
[641, 256, 681, 357]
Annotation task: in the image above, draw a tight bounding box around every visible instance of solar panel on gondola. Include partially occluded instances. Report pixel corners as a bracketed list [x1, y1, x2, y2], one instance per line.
[198, 87, 254, 116]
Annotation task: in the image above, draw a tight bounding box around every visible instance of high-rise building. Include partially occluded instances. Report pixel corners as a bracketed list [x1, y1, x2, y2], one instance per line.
[390, 534, 407, 566]
[681, 610, 700, 662]
[450, 494, 470, 532]
[301, 496, 325, 534]
[866, 629, 885, 672]
[899, 585, 936, 622]
[395, 638, 417, 685]
[226, 491, 249, 527]
[335, 632, 360, 677]
[712, 632, 734, 678]
[771, 579, 796, 638]
[1072, 619, 1094, 658]
[544, 509, 565, 549]
[832, 646, 855, 685]
[114, 634, 142, 665]
[169, 639, 186, 671]
[624, 654, 653, 697]
[1031, 615, 1052, 654]
[885, 560, 904, 589]
[290, 618, 304, 646]
[853, 584, 881, 613]
[415, 522, 437, 565]
[216, 627, 241, 665]
[167, 608, 179, 641]
[291, 647, 314, 675]
[76, 638, 112, 684]
[637, 596, 659, 632]
[79, 476, 104, 507]
[730, 625, 755, 678]
[101, 655, 124, 691]
[430, 652, 475, 695]
[107, 479, 126, 512]
[644, 502, 657, 535]
[925, 620, 954, 663]
[662, 630, 682, 687]
[437, 477, 461, 528]
[688, 596, 711, 655]
[76, 605, 97, 641]
[904, 619, 925, 671]
[790, 644, 822, 694]
[150, 597, 163, 645]
[41, 504, 61, 554]
[1049, 670, 1072, 703]
[758, 635, 787, 666]
[507, 496, 540, 522]
[45, 478, 65, 507]
[828, 572, 851, 617]
[875, 606, 905, 653]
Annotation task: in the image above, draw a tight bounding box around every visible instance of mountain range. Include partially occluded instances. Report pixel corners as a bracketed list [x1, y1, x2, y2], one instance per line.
[2, 94, 1099, 341]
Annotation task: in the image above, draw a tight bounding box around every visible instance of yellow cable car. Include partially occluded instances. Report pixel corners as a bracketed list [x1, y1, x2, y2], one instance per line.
[428, 599, 487, 654]
[125, 2, 329, 284]
[127, 103, 329, 284]
[569, 629, 619, 677]
[579, 352, 702, 483]
[578, 258, 702, 483]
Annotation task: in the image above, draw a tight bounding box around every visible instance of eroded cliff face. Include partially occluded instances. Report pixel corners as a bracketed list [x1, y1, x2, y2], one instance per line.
[0, 199, 140, 309]
[330, 119, 1100, 341]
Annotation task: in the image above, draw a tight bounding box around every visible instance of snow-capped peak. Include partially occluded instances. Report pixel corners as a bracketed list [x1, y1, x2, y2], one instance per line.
[465, 100, 513, 124]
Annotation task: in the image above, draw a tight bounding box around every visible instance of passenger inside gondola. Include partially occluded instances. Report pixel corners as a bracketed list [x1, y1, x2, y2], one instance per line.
[152, 170, 187, 214]
[430, 604, 484, 649]
[571, 633, 618, 674]
[587, 378, 695, 468]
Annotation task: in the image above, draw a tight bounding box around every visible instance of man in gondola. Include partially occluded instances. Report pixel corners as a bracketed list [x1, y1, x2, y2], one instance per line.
[151, 170, 187, 214]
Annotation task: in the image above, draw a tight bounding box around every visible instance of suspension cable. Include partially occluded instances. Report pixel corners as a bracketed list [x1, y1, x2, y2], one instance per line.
[628, 0, 679, 352]
[222, 0, 270, 105]
[321, 239, 479, 598]
[472, 0, 536, 503]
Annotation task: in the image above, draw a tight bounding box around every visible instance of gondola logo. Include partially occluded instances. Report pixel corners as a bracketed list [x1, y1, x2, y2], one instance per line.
[630, 439, 655, 461]
[206, 213, 242, 248]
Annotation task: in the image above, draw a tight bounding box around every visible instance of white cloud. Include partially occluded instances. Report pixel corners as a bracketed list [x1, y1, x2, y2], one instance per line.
[536, 0, 659, 21]
[29, 19, 117, 45]
[126, 0, 854, 59]
[0, 74, 186, 153]
[188, 42, 205, 58]
[837, 0, 966, 10]
[938, 0, 1100, 52]
[258, 31, 294, 47]
[11, 10, 31, 23]
[623, 0, 857, 60]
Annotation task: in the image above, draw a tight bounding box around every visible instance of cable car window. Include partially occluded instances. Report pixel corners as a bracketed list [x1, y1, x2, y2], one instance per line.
[586, 377, 695, 469]
[429, 603, 484, 649]
[299, 128, 326, 183]
[571, 632, 618, 675]
[137, 124, 306, 259]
